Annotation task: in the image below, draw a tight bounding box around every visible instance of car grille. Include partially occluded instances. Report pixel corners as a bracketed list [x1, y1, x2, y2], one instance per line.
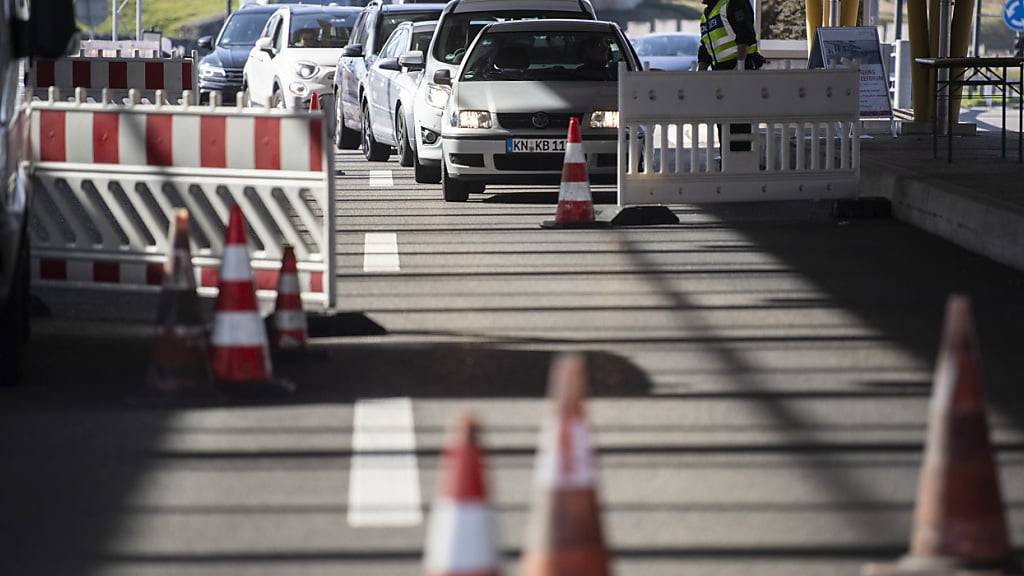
[223, 68, 244, 82]
[493, 153, 565, 171]
[497, 112, 584, 130]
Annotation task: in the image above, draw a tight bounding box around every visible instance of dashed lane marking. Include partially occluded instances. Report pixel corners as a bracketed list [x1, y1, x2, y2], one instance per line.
[348, 397, 423, 527]
[363, 232, 401, 273]
[369, 169, 394, 187]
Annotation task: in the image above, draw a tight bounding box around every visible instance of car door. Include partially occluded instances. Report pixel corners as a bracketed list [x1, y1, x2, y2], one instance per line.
[269, 11, 289, 104]
[249, 13, 282, 105]
[371, 28, 406, 143]
[341, 10, 372, 125]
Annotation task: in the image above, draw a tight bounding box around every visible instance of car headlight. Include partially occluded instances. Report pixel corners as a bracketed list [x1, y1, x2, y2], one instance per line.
[289, 82, 309, 95]
[455, 110, 492, 129]
[590, 110, 619, 129]
[200, 63, 224, 78]
[295, 61, 319, 80]
[425, 83, 451, 109]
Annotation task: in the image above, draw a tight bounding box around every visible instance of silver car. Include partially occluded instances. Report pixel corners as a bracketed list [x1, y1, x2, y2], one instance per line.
[361, 20, 437, 165]
[439, 19, 641, 202]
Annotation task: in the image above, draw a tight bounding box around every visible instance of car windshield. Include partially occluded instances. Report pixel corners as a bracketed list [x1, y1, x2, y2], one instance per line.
[434, 11, 590, 65]
[218, 12, 274, 46]
[379, 12, 442, 51]
[460, 30, 628, 82]
[634, 34, 699, 57]
[289, 13, 358, 48]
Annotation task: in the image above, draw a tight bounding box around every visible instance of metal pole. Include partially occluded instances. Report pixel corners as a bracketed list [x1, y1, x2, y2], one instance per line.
[829, 0, 840, 26]
[112, 0, 118, 41]
[225, 0, 231, 20]
[136, 0, 142, 40]
[970, 0, 981, 56]
[895, 0, 904, 39]
[936, 0, 950, 134]
[754, 0, 762, 42]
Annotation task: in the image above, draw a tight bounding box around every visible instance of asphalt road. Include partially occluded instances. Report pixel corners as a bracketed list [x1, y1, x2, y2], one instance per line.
[3, 148, 1024, 576]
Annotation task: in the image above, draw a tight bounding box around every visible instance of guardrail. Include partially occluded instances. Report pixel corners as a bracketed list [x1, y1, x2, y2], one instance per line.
[617, 64, 861, 206]
[28, 55, 198, 105]
[28, 90, 336, 308]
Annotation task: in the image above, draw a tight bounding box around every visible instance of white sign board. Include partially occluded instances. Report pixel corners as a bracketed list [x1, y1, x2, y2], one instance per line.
[808, 26, 893, 119]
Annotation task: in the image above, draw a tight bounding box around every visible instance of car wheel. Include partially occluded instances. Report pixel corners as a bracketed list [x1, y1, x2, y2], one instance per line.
[335, 96, 360, 150]
[361, 102, 391, 162]
[396, 108, 414, 168]
[0, 234, 29, 387]
[441, 161, 470, 202]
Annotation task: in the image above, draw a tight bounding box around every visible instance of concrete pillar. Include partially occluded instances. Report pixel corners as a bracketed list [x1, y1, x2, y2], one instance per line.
[908, 0, 932, 121]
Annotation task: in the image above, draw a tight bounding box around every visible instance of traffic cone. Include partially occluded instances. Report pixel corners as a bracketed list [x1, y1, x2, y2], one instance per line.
[272, 245, 307, 350]
[309, 91, 321, 112]
[520, 353, 609, 576]
[209, 204, 282, 395]
[143, 209, 216, 399]
[541, 118, 607, 229]
[863, 295, 1018, 576]
[423, 412, 501, 576]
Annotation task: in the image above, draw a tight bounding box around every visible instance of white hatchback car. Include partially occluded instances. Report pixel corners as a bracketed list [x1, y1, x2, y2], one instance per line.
[244, 5, 360, 109]
[439, 19, 641, 202]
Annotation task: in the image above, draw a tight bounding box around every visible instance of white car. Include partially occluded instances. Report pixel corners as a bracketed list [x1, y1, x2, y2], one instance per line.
[439, 19, 640, 202]
[361, 20, 436, 164]
[243, 5, 360, 109]
[412, 0, 598, 184]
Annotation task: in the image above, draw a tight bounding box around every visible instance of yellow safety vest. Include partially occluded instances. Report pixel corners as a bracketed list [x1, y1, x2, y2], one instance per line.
[700, 0, 759, 67]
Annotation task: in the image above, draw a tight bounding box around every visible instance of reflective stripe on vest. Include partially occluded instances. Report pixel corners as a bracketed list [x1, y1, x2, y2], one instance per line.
[700, 0, 759, 66]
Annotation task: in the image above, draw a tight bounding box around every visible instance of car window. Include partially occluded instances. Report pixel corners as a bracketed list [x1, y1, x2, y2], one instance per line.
[375, 11, 441, 53]
[261, 14, 279, 39]
[460, 30, 629, 82]
[634, 35, 698, 57]
[218, 12, 274, 47]
[348, 12, 366, 45]
[289, 12, 357, 48]
[433, 10, 590, 65]
[411, 29, 432, 54]
[379, 28, 407, 58]
[271, 16, 285, 51]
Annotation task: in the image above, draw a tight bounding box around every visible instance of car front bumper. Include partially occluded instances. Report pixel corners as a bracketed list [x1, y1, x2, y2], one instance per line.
[441, 132, 618, 184]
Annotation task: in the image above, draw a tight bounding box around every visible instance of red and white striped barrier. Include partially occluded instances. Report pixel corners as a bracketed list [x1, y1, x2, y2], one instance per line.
[28, 100, 336, 307]
[29, 56, 197, 104]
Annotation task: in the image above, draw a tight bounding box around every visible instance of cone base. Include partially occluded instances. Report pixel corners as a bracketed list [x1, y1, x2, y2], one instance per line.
[540, 220, 611, 230]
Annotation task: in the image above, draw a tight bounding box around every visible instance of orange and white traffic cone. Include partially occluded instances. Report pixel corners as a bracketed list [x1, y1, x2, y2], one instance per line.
[272, 245, 307, 350]
[520, 353, 609, 576]
[309, 91, 321, 113]
[863, 295, 1018, 576]
[423, 412, 501, 576]
[542, 117, 606, 229]
[143, 209, 216, 400]
[209, 204, 282, 395]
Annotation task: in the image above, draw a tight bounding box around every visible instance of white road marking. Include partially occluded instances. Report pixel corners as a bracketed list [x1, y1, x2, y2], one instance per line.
[369, 169, 394, 187]
[348, 397, 422, 527]
[363, 232, 401, 273]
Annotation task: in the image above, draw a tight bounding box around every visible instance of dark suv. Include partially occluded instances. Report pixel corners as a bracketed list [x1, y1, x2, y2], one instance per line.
[197, 4, 277, 103]
[333, 0, 445, 149]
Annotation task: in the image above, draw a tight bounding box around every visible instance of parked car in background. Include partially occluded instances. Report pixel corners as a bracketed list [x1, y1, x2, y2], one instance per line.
[439, 19, 640, 202]
[334, 1, 446, 150]
[197, 4, 278, 103]
[361, 20, 437, 164]
[244, 5, 361, 109]
[630, 32, 699, 71]
[412, 0, 598, 184]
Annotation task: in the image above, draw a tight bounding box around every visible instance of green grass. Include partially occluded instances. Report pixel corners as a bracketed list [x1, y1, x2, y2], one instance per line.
[80, 0, 225, 38]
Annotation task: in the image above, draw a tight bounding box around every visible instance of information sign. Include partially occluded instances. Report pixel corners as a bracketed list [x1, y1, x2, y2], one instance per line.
[808, 26, 893, 119]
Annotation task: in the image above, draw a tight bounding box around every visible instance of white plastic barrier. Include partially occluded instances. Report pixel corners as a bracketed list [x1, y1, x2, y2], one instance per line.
[28, 55, 198, 104]
[617, 64, 861, 206]
[28, 92, 336, 307]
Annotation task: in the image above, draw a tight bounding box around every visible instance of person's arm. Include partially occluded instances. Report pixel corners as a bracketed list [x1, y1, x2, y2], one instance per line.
[698, 43, 711, 70]
[727, 0, 756, 68]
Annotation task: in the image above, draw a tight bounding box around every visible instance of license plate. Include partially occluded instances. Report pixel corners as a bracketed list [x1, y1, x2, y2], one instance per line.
[506, 138, 567, 153]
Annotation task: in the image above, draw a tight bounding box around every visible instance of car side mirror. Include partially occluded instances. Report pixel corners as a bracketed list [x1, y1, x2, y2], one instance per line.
[198, 36, 214, 51]
[398, 50, 424, 71]
[433, 68, 451, 86]
[255, 37, 274, 54]
[377, 57, 402, 72]
[343, 44, 364, 58]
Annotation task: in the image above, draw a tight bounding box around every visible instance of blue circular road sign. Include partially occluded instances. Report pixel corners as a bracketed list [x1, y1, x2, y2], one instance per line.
[1006, 0, 1024, 32]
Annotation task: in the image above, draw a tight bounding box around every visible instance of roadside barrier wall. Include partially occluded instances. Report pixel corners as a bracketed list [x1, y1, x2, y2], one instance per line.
[617, 64, 861, 206]
[28, 92, 336, 308]
[28, 55, 198, 105]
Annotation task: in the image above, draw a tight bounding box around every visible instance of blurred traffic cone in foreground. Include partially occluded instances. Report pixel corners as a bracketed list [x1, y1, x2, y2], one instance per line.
[144, 209, 215, 399]
[210, 204, 286, 395]
[864, 295, 1018, 576]
[520, 353, 609, 576]
[542, 117, 606, 229]
[423, 412, 501, 576]
[309, 91, 321, 113]
[272, 245, 307, 350]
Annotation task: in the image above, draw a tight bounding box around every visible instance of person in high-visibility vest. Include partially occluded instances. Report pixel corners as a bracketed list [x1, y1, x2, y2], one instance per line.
[697, 0, 765, 71]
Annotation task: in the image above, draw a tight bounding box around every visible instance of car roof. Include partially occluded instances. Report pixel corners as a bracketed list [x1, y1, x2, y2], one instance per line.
[409, 20, 439, 30]
[380, 3, 447, 12]
[481, 18, 616, 33]
[237, 3, 281, 12]
[452, 0, 590, 14]
[281, 4, 362, 14]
